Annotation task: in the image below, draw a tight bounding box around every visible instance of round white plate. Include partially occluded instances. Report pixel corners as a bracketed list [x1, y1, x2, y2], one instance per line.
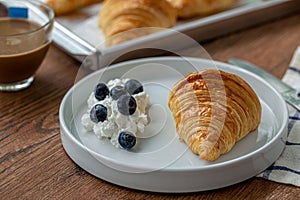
[59, 57, 288, 193]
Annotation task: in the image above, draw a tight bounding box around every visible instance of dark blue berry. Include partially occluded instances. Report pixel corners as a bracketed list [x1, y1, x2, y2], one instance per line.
[94, 83, 109, 101]
[110, 85, 128, 100]
[124, 79, 143, 95]
[117, 95, 136, 115]
[90, 104, 107, 123]
[118, 131, 136, 150]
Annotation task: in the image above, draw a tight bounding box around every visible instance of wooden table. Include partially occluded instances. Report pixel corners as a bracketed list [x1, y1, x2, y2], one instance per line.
[1, 12, 300, 200]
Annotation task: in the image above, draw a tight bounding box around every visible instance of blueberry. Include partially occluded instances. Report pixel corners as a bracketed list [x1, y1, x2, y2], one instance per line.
[118, 131, 136, 150]
[110, 85, 128, 100]
[117, 95, 136, 115]
[124, 79, 143, 95]
[90, 104, 107, 123]
[94, 83, 109, 101]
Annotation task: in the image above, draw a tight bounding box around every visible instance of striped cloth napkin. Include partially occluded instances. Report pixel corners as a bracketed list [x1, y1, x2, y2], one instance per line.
[257, 46, 300, 186]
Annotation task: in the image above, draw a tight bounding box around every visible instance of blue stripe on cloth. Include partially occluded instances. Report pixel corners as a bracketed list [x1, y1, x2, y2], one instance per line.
[288, 110, 300, 136]
[289, 67, 300, 74]
[286, 141, 300, 146]
[289, 116, 300, 120]
[262, 165, 300, 178]
[270, 166, 300, 176]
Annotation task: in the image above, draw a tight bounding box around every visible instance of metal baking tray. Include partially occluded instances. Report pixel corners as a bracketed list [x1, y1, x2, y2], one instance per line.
[51, 0, 300, 69]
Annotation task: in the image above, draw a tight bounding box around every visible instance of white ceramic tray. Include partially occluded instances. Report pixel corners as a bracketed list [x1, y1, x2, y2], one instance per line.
[59, 57, 288, 192]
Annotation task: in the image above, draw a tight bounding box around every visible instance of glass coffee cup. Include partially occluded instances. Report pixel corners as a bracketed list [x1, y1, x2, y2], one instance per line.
[0, 0, 54, 91]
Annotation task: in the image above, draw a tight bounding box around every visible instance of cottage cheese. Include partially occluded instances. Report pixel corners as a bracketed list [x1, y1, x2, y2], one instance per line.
[81, 78, 149, 148]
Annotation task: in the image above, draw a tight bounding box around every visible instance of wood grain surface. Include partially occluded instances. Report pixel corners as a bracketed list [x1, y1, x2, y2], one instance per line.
[1, 12, 300, 200]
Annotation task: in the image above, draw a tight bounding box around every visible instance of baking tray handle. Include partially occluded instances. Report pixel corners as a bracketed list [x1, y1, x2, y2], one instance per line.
[52, 21, 100, 62]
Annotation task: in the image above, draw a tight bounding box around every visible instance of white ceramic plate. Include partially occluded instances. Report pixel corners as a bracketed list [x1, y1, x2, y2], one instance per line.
[59, 57, 288, 192]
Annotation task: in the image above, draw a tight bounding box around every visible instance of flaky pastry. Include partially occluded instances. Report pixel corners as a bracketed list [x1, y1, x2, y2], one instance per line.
[168, 69, 261, 161]
[46, 0, 102, 15]
[98, 0, 177, 46]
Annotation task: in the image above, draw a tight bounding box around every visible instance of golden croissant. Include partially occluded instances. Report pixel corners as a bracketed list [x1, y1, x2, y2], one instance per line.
[168, 69, 261, 161]
[167, 0, 238, 18]
[98, 0, 177, 46]
[46, 0, 102, 15]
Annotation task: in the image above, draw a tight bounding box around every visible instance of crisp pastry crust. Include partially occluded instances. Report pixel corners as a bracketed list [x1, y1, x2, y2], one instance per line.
[46, 0, 102, 15]
[168, 69, 261, 161]
[98, 0, 177, 46]
[167, 0, 238, 18]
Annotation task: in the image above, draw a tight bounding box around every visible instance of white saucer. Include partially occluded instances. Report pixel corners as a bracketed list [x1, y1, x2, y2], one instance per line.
[59, 57, 288, 192]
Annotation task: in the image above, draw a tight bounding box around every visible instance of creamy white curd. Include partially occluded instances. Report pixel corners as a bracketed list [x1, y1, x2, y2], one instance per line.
[81, 78, 149, 148]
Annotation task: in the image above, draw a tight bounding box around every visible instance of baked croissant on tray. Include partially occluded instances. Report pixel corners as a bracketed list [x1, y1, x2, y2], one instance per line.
[46, 0, 103, 15]
[168, 69, 262, 161]
[98, 0, 177, 46]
